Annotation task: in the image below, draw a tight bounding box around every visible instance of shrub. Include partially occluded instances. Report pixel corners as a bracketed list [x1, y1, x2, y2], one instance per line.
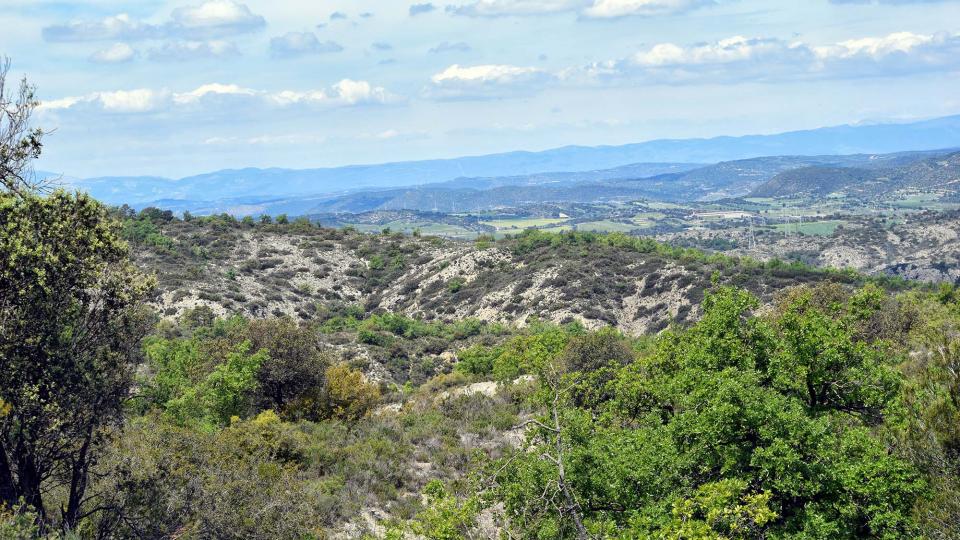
[324, 363, 381, 422]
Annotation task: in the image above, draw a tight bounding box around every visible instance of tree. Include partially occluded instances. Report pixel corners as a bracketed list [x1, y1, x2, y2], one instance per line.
[0, 61, 153, 531]
[491, 287, 924, 539]
[0, 190, 154, 529]
[0, 58, 45, 195]
[245, 318, 328, 419]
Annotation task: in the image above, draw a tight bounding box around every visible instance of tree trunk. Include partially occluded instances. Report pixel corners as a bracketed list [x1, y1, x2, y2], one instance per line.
[63, 426, 94, 530]
[0, 442, 18, 509]
[14, 442, 45, 521]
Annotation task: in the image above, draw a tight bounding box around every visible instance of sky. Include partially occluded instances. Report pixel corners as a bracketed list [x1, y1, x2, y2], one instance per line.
[2, 0, 959, 178]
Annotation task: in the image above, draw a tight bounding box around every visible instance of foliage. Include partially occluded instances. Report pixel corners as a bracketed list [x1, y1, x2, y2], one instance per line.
[246, 318, 329, 419]
[490, 285, 926, 539]
[159, 340, 267, 429]
[0, 190, 153, 529]
[409, 480, 482, 539]
[324, 363, 381, 422]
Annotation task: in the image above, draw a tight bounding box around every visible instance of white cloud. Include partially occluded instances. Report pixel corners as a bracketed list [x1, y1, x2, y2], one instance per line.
[168, 0, 265, 38]
[429, 64, 553, 98]
[43, 13, 160, 42]
[36, 96, 84, 112]
[447, 0, 715, 16]
[97, 89, 169, 112]
[90, 42, 136, 63]
[38, 89, 167, 113]
[42, 1, 265, 42]
[815, 31, 935, 59]
[270, 32, 344, 58]
[830, 0, 957, 4]
[432, 63, 547, 84]
[583, 30, 960, 84]
[148, 40, 239, 61]
[582, 0, 715, 17]
[814, 31, 960, 76]
[269, 80, 398, 107]
[39, 81, 399, 115]
[172, 83, 258, 105]
[630, 36, 811, 67]
[448, 0, 587, 16]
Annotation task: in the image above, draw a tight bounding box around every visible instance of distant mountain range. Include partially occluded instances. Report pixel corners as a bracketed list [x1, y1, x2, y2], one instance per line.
[44, 113, 960, 212]
[752, 151, 960, 199]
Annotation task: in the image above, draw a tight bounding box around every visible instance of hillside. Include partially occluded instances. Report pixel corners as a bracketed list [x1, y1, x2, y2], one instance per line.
[659, 208, 960, 284]
[128, 214, 875, 341]
[136, 148, 958, 217]
[749, 166, 880, 198]
[8, 195, 960, 540]
[752, 151, 960, 199]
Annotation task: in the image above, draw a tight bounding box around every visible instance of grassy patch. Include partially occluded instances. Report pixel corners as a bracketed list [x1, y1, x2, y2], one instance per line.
[481, 217, 569, 230]
[574, 220, 638, 233]
[771, 219, 846, 236]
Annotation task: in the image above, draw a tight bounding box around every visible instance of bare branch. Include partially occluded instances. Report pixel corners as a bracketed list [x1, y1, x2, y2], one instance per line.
[0, 56, 48, 195]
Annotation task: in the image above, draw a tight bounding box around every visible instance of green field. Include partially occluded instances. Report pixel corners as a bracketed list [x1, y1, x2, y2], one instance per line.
[574, 220, 640, 233]
[480, 217, 569, 230]
[771, 219, 846, 236]
[346, 221, 477, 238]
[538, 224, 575, 234]
[645, 201, 684, 210]
[885, 193, 945, 209]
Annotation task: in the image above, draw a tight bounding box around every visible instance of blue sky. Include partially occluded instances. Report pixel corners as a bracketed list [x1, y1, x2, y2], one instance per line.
[2, 0, 959, 178]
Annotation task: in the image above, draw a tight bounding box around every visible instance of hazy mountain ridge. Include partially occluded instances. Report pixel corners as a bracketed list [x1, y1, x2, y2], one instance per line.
[114, 147, 960, 217]
[752, 150, 960, 198]
[52, 114, 960, 209]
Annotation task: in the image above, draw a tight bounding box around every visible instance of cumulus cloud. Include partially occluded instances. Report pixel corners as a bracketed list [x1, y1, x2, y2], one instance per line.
[830, 0, 956, 3]
[42, 1, 264, 42]
[38, 80, 399, 115]
[148, 40, 239, 61]
[329, 11, 348, 20]
[428, 63, 553, 98]
[372, 42, 393, 51]
[813, 31, 960, 76]
[418, 29, 960, 100]
[269, 80, 399, 106]
[172, 83, 257, 104]
[37, 88, 170, 113]
[445, 0, 716, 17]
[447, 0, 586, 16]
[270, 32, 344, 58]
[409, 3, 438, 15]
[89, 42, 136, 63]
[631, 35, 810, 67]
[43, 13, 161, 42]
[582, 30, 960, 84]
[167, 0, 265, 38]
[429, 41, 472, 53]
[582, 0, 715, 18]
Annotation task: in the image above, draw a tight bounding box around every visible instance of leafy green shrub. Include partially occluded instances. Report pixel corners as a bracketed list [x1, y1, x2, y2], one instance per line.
[447, 278, 465, 293]
[455, 344, 500, 376]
